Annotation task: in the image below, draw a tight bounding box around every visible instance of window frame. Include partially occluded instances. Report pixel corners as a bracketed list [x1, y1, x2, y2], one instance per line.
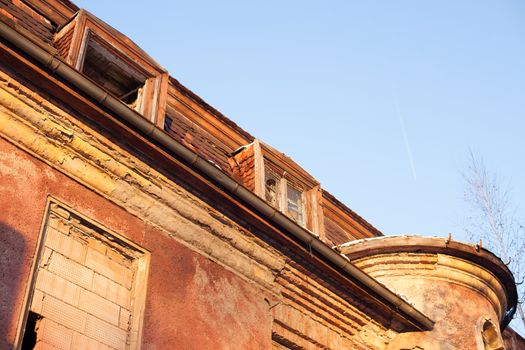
[14, 198, 150, 350]
[475, 317, 505, 350]
[252, 140, 323, 233]
[284, 180, 306, 227]
[54, 10, 168, 124]
[264, 169, 306, 226]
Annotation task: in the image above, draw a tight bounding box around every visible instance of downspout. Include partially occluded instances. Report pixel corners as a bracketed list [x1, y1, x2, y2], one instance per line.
[0, 20, 434, 331]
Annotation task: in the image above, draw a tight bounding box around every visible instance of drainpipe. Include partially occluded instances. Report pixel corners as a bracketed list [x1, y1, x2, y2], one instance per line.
[0, 20, 434, 331]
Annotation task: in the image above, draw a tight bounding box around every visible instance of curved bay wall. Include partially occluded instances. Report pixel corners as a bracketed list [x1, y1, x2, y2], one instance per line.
[341, 236, 516, 350]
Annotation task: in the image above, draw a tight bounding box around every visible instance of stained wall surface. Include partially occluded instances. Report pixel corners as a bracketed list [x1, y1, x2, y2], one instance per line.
[351, 250, 509, 350]
[0, 1, 522, 349]
[0, 135, 274, 349]
[0, 69, 399, 349]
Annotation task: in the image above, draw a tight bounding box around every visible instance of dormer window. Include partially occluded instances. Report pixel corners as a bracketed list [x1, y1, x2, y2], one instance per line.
[78, 32, 148, 111]
[229, 140, 322, 233]
[263, 161, 311, 229]
[264, 169, 306, 226]
[54, 10, 168, 123]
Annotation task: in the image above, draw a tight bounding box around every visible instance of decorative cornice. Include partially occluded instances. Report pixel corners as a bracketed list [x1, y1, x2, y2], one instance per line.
[0, 71, 285, 295]
[354, 253, 507, 321]
[338, 235, 517, 327]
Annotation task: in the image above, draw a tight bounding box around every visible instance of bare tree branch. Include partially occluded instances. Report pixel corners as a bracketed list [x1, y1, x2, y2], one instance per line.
[462, 151, 525, 329]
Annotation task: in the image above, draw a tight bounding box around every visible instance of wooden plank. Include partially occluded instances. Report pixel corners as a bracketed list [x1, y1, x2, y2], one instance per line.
[22, 0, 77, 27]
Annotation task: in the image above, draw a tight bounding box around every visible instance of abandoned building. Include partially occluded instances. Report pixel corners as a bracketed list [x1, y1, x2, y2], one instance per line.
[0, 0, 524, 349]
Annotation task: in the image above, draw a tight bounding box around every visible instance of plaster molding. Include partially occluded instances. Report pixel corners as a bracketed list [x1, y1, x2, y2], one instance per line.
[354, 254, 507, 321]
[340, 235, 516, 327]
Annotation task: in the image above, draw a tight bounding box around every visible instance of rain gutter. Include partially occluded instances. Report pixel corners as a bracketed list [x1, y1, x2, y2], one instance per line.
[0, 19, 434, 331]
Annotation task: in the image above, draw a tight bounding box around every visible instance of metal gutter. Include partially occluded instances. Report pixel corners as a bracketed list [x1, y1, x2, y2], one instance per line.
[0, 20, 434, 331]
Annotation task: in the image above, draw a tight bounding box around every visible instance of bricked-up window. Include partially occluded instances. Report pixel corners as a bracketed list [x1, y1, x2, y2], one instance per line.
[21, 202, 149, 350]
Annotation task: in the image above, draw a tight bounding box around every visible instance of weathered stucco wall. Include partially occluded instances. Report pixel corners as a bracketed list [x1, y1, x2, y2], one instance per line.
[0, 65, 402, 349]
[351, 250, 509, 350]
[0, 136, 275, 349]
[0, 1, 522, 348]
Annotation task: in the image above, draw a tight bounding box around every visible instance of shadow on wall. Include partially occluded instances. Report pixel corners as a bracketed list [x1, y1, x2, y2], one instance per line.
[0, 222, 27, 349]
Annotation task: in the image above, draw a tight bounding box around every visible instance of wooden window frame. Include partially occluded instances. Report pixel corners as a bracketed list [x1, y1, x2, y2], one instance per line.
[252, 140, 323, 234]
[282, 180, 306, 227]
[55, 10, 168, 124]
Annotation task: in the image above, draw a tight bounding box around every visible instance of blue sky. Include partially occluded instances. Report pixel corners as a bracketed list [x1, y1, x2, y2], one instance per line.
[75, 1, 525, 244]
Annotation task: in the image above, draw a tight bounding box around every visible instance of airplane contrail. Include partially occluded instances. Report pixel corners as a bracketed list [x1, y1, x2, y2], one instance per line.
[395, 102, 417, 180]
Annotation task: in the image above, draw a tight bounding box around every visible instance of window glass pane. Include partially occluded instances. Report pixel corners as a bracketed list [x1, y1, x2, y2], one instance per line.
[287, 184, 304, 225]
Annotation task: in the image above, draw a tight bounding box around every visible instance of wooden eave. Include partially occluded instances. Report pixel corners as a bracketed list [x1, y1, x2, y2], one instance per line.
[260, 141, 319, 189]
[0, 2, 56, 54]
[322, 190, 383, 238]
[22, 0, 77, 27]
[166, 81, 253, 151]
[322, 199, 381, 240]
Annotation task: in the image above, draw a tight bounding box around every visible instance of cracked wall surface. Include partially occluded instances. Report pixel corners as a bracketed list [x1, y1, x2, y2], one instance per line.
[0, 66, 400, 349]
[351, 250, 509, 350]
[1, 1, 522, 347]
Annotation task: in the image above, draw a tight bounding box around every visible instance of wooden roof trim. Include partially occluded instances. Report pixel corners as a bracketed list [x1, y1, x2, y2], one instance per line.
[165, 93, 250, 151]
[69, 10, 167, 74]
[323, 201, 378, 240]
[259, 141, 319, 189]
[168, 77, 254, 149]
[22, 0, 77, 27]
[0, 7, 57, 54]
[322, 190, 383, 238]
